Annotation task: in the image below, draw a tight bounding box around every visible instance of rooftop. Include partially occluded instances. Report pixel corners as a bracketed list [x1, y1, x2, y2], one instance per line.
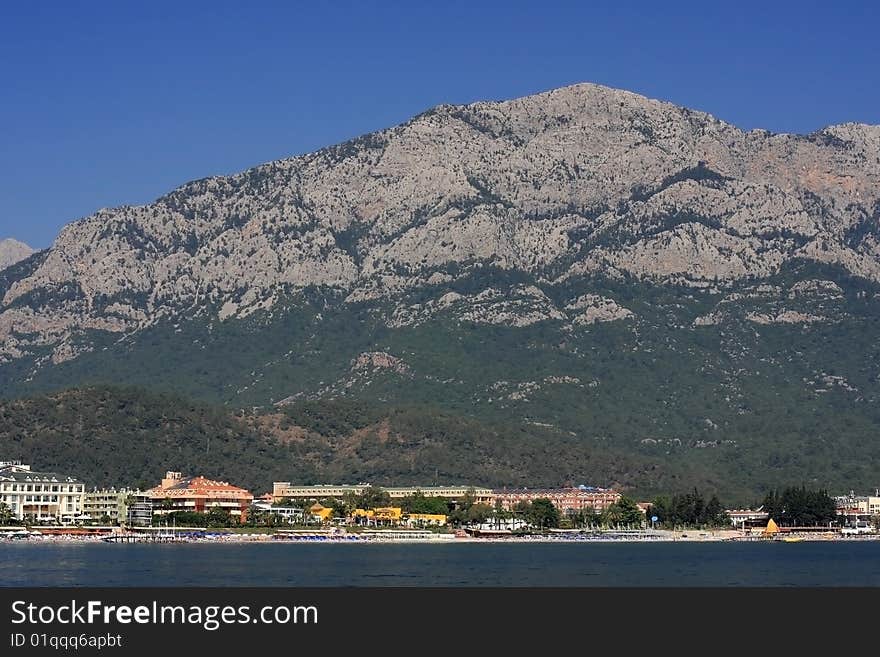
[149, 474, 252, 498]
[493, 486, 616, 494]
[0, 462, 81, 484]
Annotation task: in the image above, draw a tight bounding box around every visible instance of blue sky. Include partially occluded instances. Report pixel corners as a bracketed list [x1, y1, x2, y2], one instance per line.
[2, 1, 878, 248]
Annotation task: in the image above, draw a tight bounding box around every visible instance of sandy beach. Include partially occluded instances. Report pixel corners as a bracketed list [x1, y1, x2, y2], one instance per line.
[3, 527, 876, 545]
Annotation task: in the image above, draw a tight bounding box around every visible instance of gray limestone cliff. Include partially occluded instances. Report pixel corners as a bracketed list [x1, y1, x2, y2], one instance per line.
[1, 83, 879, 366]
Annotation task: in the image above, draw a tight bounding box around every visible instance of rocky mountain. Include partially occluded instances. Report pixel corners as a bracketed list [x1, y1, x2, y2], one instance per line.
[0, 239, 34, 271]
[1, 83, 879, 498]
[2, 83, 879, 368]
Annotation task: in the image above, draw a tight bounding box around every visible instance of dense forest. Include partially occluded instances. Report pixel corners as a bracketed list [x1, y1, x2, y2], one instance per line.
[0, 386, 672, 495]
[2, 263, 879, 502]
[0, 385, 871, 504]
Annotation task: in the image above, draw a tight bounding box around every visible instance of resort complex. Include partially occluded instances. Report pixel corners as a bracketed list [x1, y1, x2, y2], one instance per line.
[0, 462, 85, 524]
[1, 461, 879, 542]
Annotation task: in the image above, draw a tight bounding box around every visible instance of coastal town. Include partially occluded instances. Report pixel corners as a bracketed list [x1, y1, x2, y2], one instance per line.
[1, 461, 877, 543]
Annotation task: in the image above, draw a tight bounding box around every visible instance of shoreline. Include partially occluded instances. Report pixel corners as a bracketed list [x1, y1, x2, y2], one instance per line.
[2, 529, 878, 545]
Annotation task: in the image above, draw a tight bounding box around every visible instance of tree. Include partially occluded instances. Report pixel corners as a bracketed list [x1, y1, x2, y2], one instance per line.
[331, 500, 349, 518]
[447, 508, 466, 527]
[581, 506, 602, 528]
[762, 486, 836, 526]
[458, 489, 477, 512]
[123, 494, 138, 527]
[762, 490, 782, 523]
[513, 500, 531, 515]
[246, 506, 267, 526]
[649, 495, 671, 526]
[0, 502, 16, 526]
[356, 486, 391, 510]
[603, 496, 643, 527]
[704, 495, 729, 527]
[401, 491, 449, 515]
[528, 498, 560, 530]
[156, 511, 207, 527]
[447, 496, 490, 528]
[466, 503, 493, 525]
[342, 492, 359, 513]
[206, 507, 232, 528]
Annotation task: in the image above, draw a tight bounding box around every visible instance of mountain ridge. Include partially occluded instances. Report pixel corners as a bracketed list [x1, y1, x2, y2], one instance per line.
[1, 82, 879, 497]
[3, 81, 878, 369]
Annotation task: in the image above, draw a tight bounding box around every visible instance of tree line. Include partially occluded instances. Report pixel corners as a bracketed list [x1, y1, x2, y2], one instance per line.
[647, 489, 731, 528]
[761, 486, 837, 526]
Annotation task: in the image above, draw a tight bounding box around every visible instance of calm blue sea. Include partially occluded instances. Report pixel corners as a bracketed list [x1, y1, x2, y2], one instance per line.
[2, 541, 879, 586]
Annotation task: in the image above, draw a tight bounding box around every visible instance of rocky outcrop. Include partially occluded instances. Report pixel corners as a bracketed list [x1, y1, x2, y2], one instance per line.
[351, 351, 411, 375]
[565, 294, 634, 325]
[0, 239, 34, 270]
[1, 82, 879, 368]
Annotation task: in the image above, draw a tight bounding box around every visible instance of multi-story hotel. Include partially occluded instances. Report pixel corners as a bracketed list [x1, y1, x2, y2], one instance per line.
[834, 490, 880, 517]
[149, 471, 253, 521]
[492, 486, 622, 514]
[83, 488, 153, 526]
[271, 482, 494, 506]
[0, 462, 85, 523]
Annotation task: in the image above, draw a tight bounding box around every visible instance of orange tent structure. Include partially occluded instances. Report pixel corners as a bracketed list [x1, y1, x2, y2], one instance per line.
[763, 518, 780, 536]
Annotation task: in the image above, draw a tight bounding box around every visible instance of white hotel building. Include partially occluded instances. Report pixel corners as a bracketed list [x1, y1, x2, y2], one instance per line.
[0, 462, 85, 523]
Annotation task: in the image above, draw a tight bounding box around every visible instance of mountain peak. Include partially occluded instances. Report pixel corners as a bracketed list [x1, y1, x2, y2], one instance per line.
[1, 81, 880, 371]
[0, 238, 34, 270]
[1, 83, 880, 498]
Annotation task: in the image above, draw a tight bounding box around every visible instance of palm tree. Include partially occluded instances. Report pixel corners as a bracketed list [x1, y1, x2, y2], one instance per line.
[123, 494, 137, 527]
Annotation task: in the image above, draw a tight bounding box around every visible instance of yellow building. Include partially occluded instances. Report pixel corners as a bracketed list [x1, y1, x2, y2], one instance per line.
[309, 503, 335, 523]
[351, 507, 403, 525]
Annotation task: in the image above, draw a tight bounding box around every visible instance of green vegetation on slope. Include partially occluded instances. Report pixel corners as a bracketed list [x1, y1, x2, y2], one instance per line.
[1, 263, 878, 502]
[0, 387, 716, 499]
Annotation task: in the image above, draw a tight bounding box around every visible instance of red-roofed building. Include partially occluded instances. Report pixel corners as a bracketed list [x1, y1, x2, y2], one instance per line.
[149, 471, 253, 522]
[492, 486, 621, 514]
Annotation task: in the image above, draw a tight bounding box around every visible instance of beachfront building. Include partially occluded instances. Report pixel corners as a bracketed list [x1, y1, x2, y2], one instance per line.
[309, 503, 335, 524]
[0, 462, 85, 523]
[492, 486, 621, 514]
[386, 486, 493, 506]
[726, 509, 770, 529]
[351, 507, 404, 526]
[474, 517, 529, 532]
[149, 471, 253, 522]
[834, 490, 880, 517]
[126, 493, 154, 527]
[271, 482, 494, 506]
[834, 491, 880, 533]
[251, 500, 305, 524]
[82, 488, 153, 526]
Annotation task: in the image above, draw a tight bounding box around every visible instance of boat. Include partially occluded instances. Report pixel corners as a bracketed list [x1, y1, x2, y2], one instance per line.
[780, 536, 804, 543]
